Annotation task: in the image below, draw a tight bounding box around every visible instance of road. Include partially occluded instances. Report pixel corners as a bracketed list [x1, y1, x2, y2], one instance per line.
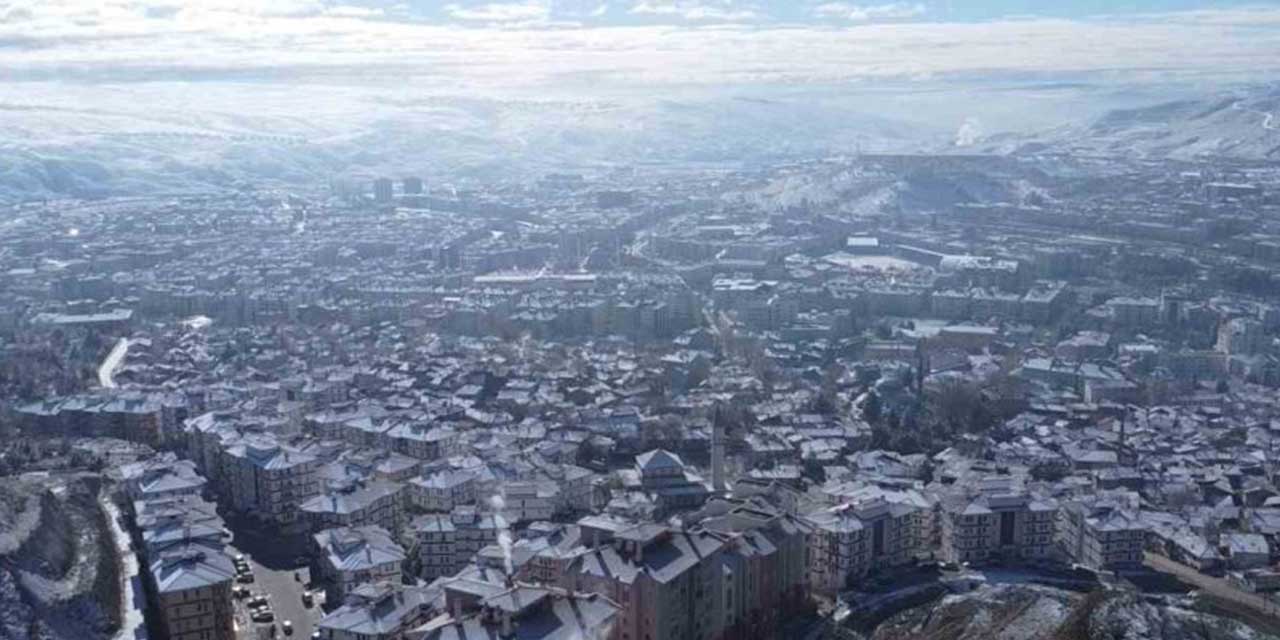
[227, 535, 321, 640]
[98, 338, 130, 389]
[1144, 552, 1280, 618]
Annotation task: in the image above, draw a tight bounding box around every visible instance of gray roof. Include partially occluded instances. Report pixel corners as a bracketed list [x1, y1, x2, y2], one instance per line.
[414, 590, 619, 640]
[319, 583, 435, 636]
[148, 542, 235, 593]
[301, 479, 401, 516]
[316, 525, 406, 571]
[575, 528, 723, 585]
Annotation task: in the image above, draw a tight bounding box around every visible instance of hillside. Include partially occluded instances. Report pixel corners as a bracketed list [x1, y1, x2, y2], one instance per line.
[867, 584, 1274, 640]
[0, 475, 120, 640]
[979, 87, 1280, 161]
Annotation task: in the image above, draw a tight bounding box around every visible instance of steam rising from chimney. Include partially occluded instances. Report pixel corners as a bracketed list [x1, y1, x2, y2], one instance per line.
[490, 493, 514, 577]
[954, 117, 981, 147]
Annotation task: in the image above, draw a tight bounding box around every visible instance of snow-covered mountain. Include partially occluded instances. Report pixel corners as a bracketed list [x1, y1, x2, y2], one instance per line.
[0, 86, 932, 203]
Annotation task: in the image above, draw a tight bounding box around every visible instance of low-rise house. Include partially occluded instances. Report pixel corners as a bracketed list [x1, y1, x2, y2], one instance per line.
[1224, 533, 1270, 570]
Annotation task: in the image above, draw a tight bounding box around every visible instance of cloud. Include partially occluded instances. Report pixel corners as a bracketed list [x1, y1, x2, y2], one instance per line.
[812, 2, 925, 22]
[630, 1, 761, 22]
[0, 1, 1277, 96]
[324, 6, 387, 19]
[444, 1, 551, 23]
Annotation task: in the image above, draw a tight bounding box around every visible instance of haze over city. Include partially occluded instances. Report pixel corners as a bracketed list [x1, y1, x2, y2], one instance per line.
[2, 2, 1280, 640]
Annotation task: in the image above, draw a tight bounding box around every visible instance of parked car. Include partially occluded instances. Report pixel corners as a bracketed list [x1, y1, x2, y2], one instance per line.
[301, 591, 313, 608]
[251, 609, 275, 623]
[234, 586, 250, 599]
[237, 572, 255, 583]
[248, 595, 269, 610]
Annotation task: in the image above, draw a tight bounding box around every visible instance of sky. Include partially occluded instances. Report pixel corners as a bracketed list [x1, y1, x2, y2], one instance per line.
[1, 0, 1278, 90]
[1, 0, 1278, 196]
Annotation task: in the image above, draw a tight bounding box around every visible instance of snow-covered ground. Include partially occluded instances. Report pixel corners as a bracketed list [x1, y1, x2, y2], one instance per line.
[101, 497, 146, 640]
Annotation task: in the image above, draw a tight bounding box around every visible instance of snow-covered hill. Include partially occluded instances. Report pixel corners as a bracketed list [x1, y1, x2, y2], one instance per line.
[978, 87, 1280, 161]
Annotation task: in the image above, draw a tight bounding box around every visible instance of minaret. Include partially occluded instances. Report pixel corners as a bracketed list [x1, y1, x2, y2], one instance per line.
[712, 405, 726, 493]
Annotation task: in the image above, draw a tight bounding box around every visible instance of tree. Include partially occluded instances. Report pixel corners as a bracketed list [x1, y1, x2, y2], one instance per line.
[1030, 461, 1069, 482]
[802, 458, 826, 484]
[874, 322, 893, 340]
[577, 439, 600, 466]
[926, 377, 993, 435]
[894, 433, 922, 455]
[869, 427, 891, 450]
[863, 391, 883, 424]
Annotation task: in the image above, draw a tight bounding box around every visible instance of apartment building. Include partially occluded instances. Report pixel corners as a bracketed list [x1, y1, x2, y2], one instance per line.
[1058, 492, 1146, 572]
[222, 434, 320, 529]
[805, 486, 932, 595]
[299, 477, 406, 534]
[408, 507, 507, 581]
[147, 543, 236, 640]
[420, 585, 620, 640]
[502, 481, 560, 523]
[699, 500, 813, 635]
[119, 454, 207, 502]
[407, 468, 479, 513]
[622, 449, 712, 516]
[938, 479, 1058, 565]
[312, 525, 406, 601]
[316, 583, 435, 640]
[383, 422, 460, 461]
[563, 523, 727, 640]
